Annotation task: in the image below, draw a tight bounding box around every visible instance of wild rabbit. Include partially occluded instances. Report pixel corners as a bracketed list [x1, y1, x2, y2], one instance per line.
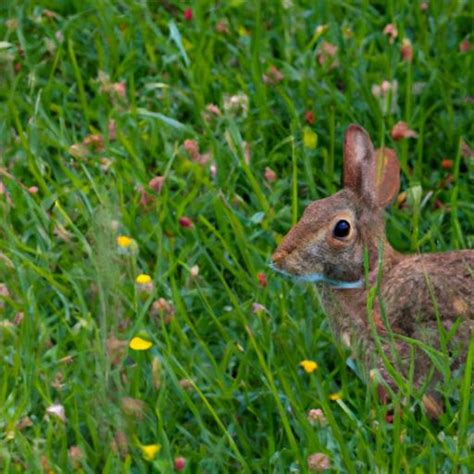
[272, 124, 474, 417]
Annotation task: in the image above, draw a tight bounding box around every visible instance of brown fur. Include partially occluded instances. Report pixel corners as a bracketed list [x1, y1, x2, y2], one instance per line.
[272, 124, 474, 417]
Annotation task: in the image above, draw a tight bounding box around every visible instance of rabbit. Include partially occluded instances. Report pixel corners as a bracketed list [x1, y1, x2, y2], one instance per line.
[271, 124, 474, 418]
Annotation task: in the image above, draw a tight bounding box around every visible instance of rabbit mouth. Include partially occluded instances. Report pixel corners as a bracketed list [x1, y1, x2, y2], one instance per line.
[270, 263, 364, 289]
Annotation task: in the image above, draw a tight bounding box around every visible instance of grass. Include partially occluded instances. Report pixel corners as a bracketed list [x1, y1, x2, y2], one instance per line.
[0, 0, 473, 472]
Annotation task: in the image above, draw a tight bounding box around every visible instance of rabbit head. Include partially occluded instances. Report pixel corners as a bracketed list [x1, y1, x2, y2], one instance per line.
[272, 125, 400, 287]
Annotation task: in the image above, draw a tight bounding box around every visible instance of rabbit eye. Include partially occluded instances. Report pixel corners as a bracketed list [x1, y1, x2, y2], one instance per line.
[333, 220, 350, 238]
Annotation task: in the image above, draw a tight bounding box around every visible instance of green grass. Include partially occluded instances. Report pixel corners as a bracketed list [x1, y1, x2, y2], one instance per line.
[0, 0, 473, 472]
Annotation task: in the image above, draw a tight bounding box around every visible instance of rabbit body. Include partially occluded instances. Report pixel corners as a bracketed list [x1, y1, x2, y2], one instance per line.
[272, 124, 474, 416]
[321, 251, 473, 392]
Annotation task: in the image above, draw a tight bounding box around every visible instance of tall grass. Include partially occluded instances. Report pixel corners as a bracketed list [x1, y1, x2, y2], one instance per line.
[0, 0, 472, 472]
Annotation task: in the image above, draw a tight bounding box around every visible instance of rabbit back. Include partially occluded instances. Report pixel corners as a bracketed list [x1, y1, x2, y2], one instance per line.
[382, 249, 474, 334]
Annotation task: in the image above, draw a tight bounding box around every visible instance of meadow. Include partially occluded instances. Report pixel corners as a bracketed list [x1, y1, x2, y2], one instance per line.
[0, 0, 473, 472]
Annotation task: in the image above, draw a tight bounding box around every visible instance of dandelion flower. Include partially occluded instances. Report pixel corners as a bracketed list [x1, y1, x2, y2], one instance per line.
[129, 337, 153, 351]
[135, 274, 153, 293]
[136, 274, 151, 285]
[300, 360, 318, 373]
[329, 391, 342, 401]
[117, 235, 133, 248]
[141, 444, 161, 461]
[117, 235, 138, 256]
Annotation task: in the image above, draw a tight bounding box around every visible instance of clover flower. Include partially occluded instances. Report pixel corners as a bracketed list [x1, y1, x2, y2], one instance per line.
[307, 452, 331, 471]
[307, 408, 327, 426]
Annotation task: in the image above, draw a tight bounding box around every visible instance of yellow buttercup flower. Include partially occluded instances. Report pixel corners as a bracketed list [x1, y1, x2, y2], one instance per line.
[141, 443, 161, 461]
[303, 128, 318, 149]
[299, 360, 318, 374]
[136, 274, 152, 285]
[329, 392, 342, 401]
[117, 235, 133, 248]
[129, 337, 153, 351]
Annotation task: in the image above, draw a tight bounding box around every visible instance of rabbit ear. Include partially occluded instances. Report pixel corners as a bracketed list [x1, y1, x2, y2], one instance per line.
[368, 147, 400, 207]
[343, 124, 375, 196]
[343, 124, 400, 208]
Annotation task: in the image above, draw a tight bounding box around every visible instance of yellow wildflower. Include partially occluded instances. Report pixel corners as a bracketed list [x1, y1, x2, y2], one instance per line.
[117, 235, 133, 248]
[141, 444, 161, 461]
[329, 392, 342, 401]
[129, 337, 153, 351]
[303, 128, 318, 149]
[135, 274, 153, 294]
[136, 274, 152, 285]
[300, 360, 318, 373]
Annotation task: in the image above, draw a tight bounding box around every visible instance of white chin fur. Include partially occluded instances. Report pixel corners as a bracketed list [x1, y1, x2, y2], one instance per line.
[297, 273, 364, 289]
[271, 265, 363, 289]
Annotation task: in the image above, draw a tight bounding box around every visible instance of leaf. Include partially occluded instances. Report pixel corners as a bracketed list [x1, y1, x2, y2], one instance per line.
[168, 21, 190, 66]
[137, 108, 193, 132]
[250, 211, 265, 224]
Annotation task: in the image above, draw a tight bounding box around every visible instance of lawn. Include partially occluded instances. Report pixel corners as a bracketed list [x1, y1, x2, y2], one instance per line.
[0, 0, 473, 472]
